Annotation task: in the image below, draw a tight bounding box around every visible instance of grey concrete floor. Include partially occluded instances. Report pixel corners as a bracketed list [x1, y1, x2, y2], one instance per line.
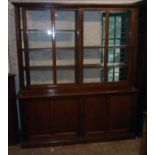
[8, 138, 140, 155]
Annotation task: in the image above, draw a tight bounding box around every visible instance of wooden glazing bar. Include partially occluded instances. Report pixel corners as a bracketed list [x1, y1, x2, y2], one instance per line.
[75, 10, 79, 83]
[51, 9, 57, 84]
[22, 8, 30, 86]
[83, 64, 101, 68]
[113, 15, 117, 82]
[84, 46, 104, 49]
[21, 29, 75, 32]
[78, 9, 84, 83]
[104, 12, 109, 82]
[24, 65, 76, 70]
[22, 47, 76, 51]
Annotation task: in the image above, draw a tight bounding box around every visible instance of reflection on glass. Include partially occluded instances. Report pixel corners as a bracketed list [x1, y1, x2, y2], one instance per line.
[28, 31, 52, 48]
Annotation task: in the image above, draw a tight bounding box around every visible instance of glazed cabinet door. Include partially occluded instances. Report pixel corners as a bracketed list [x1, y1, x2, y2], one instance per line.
[20, 98, 52, 141]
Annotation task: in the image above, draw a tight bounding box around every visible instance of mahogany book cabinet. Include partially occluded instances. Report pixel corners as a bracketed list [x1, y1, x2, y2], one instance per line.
[13, 2, 140, 147]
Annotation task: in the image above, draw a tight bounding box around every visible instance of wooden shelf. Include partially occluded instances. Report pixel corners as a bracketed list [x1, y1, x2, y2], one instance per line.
[20, 29, 75, 32]
[22, 48, 52, 51]
[83, 63, 127, 68]
[56, 65, 75, 69]
[84, 46, 104, 49]
[56, 30, 75, 32]
[83, 64, 101, 68]
[24, 65, 76, 70]
[107, 63, 127, 67]
[20, 29, 46, 32]
[108, 45, 129, 48]
[55, 47, 75, 50]
[22, 47, 75, 51]
[83, 45, 128, 49]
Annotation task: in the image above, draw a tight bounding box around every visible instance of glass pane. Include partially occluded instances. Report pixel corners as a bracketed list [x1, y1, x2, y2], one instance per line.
[55, 11, 75, 30]
[57, 69, 75, 83]
[56, 49, 75, 66]
[27, 31, 52, 48]
[26, 10, 52, 49]
[83, 68, 103, 83]
[30, 69, 53, 85]
[55, 11, 76, 84]
[55, 31, 75, 48]
[84, 11, 106, 46]
[22, 51, 25, 66]
[24, 70, 26, 86]
[21, 32, 24, 48]
[108, 67, 114, 82]
[108, 66, 128, 82]
[119, 67, 128, 80]
[108, 47, 128, 65]
[26, 10, 51, 30]
[55, 11, 75, 48]
[29, 49, 52, 66]
[108, 12, 130, 46]
[84, 48, 104, 65]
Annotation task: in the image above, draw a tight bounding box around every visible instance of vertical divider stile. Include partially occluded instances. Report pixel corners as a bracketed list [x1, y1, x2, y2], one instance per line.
[78, 8, 84, 84]
[113, 15, 116, 82]
[75, 10, 79, 84]
[22, 8, 30, 86]
[51, 9, 57, 84]
[100, 12, 105, 82]
[104, 12, 109, 82]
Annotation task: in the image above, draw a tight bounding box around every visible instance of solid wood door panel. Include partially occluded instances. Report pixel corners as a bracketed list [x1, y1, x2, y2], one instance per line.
[53, 97, 79, 136]
[84, 96, 107, 134]
[109, 94, 136, 131]
[21, 98, 52, 139]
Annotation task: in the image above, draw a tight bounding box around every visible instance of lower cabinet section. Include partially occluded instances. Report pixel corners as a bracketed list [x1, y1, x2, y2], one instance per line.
[19, 93, 137, 147]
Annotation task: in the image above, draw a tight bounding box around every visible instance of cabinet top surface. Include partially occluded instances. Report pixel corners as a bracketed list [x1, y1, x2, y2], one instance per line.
[11, 0, 143, 6]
